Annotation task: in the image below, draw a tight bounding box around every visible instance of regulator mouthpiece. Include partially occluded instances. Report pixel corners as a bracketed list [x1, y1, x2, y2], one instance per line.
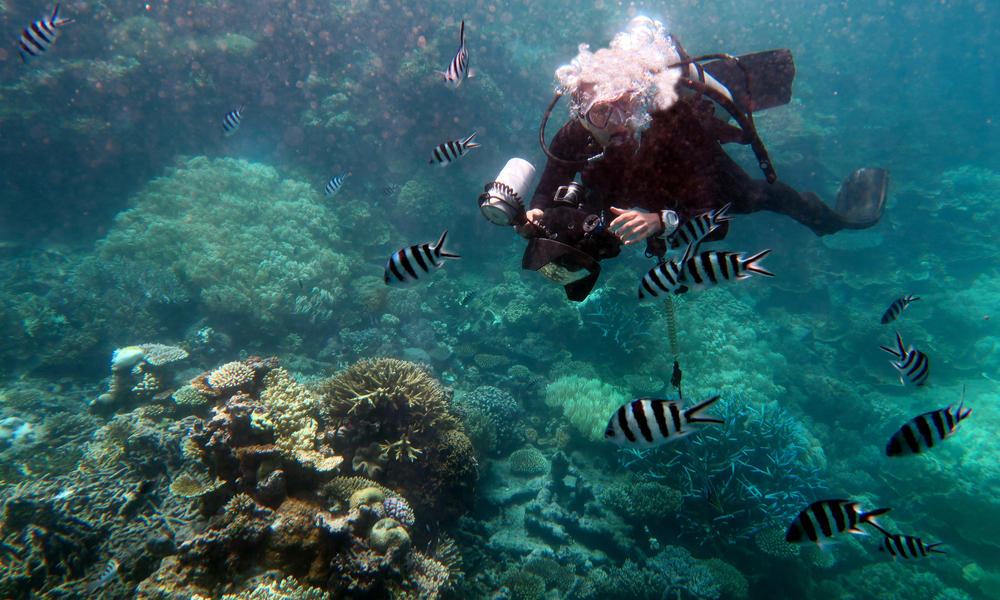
[479, 158, 536, 226]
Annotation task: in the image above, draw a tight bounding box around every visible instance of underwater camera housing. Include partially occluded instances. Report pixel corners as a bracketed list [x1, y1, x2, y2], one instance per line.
[478, 158, 537, 226]
[522, 205, 622, 302]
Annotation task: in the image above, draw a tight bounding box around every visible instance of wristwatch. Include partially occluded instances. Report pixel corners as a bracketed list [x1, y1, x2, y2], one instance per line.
[657, 210, 680, 238]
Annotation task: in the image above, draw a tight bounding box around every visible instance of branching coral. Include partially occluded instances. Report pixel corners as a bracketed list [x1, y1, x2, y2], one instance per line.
[618, 393, 827, 546]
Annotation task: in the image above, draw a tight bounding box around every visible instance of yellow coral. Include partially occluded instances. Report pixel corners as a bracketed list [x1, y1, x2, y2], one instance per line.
[258, 368, 342, 472]
[349, 486, 386, 510]
[545, 375, 628, 441]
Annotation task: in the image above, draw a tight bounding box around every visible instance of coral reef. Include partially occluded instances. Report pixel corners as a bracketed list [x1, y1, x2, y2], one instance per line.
[315, 358, 478, 524]
[618, 393, 827, 547]
[96, 157, 361, 336]
[455, 385, 524, 456]
[544, 376, 628, 442]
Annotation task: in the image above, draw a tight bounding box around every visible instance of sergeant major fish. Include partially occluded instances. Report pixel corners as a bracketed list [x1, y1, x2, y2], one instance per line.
[879, 331, 930, 387]
[384, 230, 460, 287]
[885, 389, 970, 457]
[676, 249, 774, 294]
[86, 558, 119, 593]
[785, 499, 890, 546]
[429, 133, 480, 166]
[437, 20, 469, 88]
[604, 396, 723, 450]
[325, 172, 350, 197]
[877, 532, 946, 560]
[222, 103, 245, 136]
[18, 4, 74, 62]
[881, 293, 921, 324]
[381, 180, 399, 197]
[668, 203, 731, 252]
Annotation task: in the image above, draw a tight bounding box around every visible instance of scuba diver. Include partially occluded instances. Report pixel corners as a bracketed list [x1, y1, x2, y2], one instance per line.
[489, 16, 889, 301]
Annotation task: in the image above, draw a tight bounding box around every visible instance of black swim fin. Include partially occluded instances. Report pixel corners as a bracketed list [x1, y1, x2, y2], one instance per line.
[835, 168, 889, 230]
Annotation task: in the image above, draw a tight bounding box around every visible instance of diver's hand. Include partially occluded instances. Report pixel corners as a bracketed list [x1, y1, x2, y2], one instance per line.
[609, 207, 662, 245]
[514, 209, 544, 239]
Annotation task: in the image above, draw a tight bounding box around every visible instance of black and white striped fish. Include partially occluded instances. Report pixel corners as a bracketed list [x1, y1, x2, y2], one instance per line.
[668, 203, 731, 251]
[222, 103, 245, 136]
[785, 499, 890, 546]
[381, 180, 399, 197]
[384, 230, 460, 287]
[18, 4, 74, 62]
[877, 532, 946, 560]
[436, 20, 469, 88]
[879, 331, 930, 387]
[429, 133, 480, 166]
[676, 249, 774, 294]
[86, 558, 120, 593]
[638, 245, 691, 299]
[881, 293, 920, 324]
[325, 172, 349, 197]
[885, 396, 971, 457]
[604, 396, 723, 450]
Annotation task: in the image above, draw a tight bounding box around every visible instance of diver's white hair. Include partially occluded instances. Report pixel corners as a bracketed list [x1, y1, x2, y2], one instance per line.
[556, 16, 681, 133]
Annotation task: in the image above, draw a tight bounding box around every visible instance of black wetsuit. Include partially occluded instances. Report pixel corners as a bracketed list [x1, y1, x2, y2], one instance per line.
[530, 95, 850, 239]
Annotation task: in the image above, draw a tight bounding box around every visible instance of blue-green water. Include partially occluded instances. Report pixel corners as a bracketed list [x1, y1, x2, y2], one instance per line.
[1, 0, 999, 598]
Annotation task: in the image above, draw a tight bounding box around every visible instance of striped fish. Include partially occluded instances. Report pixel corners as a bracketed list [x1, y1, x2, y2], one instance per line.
[19, 4, 74, 62]
[785, 500, 890, 546]
[604, 396, 724, 450]
[639, 243, 694, 299]
[879, 331, 929, 387]
[668, 203, 731, 252]
[325, 172, 349, 196]
[676, 249, 774, 294]
[429, 133, 480, 166]
[881, 293, 920, 324]
[384, 230, 460, 287]
[877, 532, 946, 560]
[222, 103, 245, 136]
[381, 180, 399, 197]
[86, 558, 119, 593]
[437, 20, 469, 88]
[885, 397, 971, 457]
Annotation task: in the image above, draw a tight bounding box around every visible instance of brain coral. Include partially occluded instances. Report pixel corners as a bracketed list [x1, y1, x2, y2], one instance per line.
[508, 448, 549, 476]
[96, 156, 360, 330]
